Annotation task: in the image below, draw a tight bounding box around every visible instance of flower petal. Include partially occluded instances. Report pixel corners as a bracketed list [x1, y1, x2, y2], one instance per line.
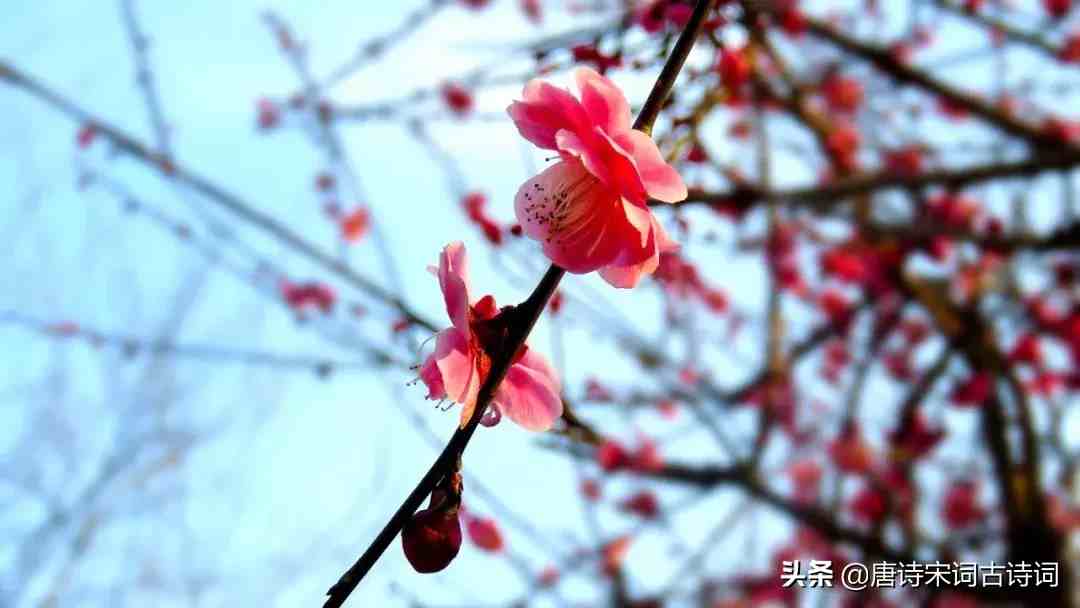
[496, 348, 563, 431]
[515, 160, 647, 274]
[575, 67, 631, 136]
[612, 129, 688, 203]
[419, 354, 447, 400]
[598, 216, 678, 288]
[651, 213, 679, 252]
[515, 345, 562, 394]
[433, 328, 480, 411]
[507, 79, 591, 151]
[557, 128, 648, 205]
[622, 199, 653, 249]
[598, 256, 655, 288]
[437, 242, 471, 335]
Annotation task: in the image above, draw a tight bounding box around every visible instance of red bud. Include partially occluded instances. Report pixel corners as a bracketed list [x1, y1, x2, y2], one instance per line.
[401, 506, 462, 573]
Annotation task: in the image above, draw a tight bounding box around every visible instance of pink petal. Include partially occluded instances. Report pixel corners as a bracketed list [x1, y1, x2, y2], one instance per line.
[495, 348, 563, 431]
[557, 128, 648, 205]
[516, 345, 562, 393]
[622, 200, 653, 249]
[612, 129, 688, 203]
[651, 214, 679, 252]
[598, 253, 656, 288]
[574, 67, 631, 135]
[514, 160, 637, 273]
[437, 242, 471, 335]
[605, 205, 671, 270]
[598, 216, 677, 288]
[419, 354, 446, 400]
[433, 328, 480, 412]
[507, 79, 591, 151]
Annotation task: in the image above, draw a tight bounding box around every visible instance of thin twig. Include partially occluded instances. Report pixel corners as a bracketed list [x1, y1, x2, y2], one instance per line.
[321, 1, 717, 605]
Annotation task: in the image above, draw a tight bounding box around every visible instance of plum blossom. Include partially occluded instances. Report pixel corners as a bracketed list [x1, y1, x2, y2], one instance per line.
[462, 192, 504, 245]
[280, 279, 336, 314]
[339, 206, 371, 243]
[76, 123, 97, 149]
[463, 511, 505, 553]
[619, 490, 660, 519]
[508, 67, 687, 288]
[418, 242, 563, 431]
[441, 82, 474, 116]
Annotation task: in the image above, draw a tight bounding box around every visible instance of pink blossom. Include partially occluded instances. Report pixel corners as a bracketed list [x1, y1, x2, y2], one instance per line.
[788, 459, 823, 503]
[418, 242, 563, 431]
[520, 0, 542, 23]
[280, 280, 336, 314]
[314, 172, 336, 192]
[255, 97, 280, 130]
[717, 46, 751, 91]
[584, 377, 614, 401]
[821, 247, 868, 283]
[825, 122, 861, 172]
[464, 514, 505, 553]
[339, 206, 370, 243]
[950, 371, 992, 407]
[459, 0, 492, 10]
[634, 1, 669, 33]
[779, 5, 807, 36]
[619, 490, 660, 519]
[821, 73, 864, 114]
[1060, 32, 1080, 63]
[849, 485, 888, 523]
[1043, 116, 1080, 143]
[602, 536, 633, 576]
[595, 439, 629, 471]
[462, 192, 504, 245]
[829, 423, 875, 474]
[889, 412, 944, 459]
[76, 123, 97, 149]
[508, 67, 686, 288]
[570, 44, 622, 74]
[942, 481, 984, 529]
[628, 435, 664, 472]
[537, 564, 560, 586]
[657, 398, 679, 419]
[580, 478, 601, 501]
[1009, 333, 1043, 366]
[1044, 0, 1071, 19]
[884, 145, 925, 175]
[441, 82, 474, 116]
[47, 321, 81, 336]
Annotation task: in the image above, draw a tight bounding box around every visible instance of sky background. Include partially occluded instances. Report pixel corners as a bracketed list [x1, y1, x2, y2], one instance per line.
[3, 1, 1080, 607]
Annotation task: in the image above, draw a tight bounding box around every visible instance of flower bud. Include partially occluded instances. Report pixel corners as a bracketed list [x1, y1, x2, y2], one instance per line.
[401, 505, 461, 573]
[465, 516, 504, 553]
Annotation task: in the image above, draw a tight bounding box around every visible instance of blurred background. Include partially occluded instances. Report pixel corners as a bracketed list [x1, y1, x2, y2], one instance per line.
[2, 1, 1080, 606]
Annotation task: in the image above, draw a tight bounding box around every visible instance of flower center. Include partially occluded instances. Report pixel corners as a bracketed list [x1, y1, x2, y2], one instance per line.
[520, 162, 608, 245]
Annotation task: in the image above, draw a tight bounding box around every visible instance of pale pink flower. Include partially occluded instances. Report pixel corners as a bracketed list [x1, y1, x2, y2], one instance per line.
[508, 67, 686, 288]
[419, 242, 563, 431]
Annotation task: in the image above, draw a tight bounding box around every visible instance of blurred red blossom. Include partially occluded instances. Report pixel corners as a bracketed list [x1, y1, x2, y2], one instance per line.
[441, 82, 474, 116]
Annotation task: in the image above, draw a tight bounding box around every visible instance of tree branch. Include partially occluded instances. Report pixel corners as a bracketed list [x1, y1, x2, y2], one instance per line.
[321, 1, 717, 604]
